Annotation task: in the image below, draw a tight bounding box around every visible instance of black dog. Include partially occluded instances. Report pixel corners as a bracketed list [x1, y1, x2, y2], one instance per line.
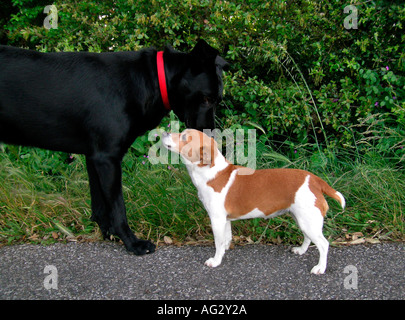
[0, 40, 228, 254]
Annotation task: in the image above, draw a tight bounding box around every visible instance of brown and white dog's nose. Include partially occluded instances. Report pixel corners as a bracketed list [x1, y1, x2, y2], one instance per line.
[161, 131, 174, 150]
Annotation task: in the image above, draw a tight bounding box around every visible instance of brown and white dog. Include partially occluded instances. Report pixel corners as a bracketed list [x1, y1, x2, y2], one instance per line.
[162, 129, 345, 274]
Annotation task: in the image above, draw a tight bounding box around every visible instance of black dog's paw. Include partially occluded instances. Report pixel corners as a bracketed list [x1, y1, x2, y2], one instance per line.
[127, 239, 156, 255]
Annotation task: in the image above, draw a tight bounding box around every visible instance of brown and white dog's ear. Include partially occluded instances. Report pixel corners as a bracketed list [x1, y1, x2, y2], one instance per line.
[198, 139, 217, 168]
[199, 145, 211, 167]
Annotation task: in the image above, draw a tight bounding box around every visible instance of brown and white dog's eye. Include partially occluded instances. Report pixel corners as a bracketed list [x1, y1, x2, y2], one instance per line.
[181, 134, 187, 141]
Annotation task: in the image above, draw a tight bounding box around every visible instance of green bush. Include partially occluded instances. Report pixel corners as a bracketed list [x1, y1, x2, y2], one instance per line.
[2, 0, 404, 158]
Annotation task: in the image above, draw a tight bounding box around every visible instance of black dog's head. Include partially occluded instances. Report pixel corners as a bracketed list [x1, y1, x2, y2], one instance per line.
[165, 40, 229, 131]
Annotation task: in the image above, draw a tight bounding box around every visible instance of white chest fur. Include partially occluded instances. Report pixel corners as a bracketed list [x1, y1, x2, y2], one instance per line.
[184, 152, 236, 218]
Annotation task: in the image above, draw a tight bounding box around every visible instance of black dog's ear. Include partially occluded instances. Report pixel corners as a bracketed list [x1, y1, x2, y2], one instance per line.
[191, 40, 229, 71]
[215, 55, 230, 71]
[164, 44, 176, 53]
[190, 39, 219, 60]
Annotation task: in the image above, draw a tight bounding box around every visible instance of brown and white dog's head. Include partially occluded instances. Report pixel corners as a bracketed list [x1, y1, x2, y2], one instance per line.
[162, 129, 218, 167]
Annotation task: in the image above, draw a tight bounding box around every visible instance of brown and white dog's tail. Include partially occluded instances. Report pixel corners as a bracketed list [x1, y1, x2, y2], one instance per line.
[328, 189, 346, 210]
[318, 177, 346, 210]
[310, 174, 346, 217]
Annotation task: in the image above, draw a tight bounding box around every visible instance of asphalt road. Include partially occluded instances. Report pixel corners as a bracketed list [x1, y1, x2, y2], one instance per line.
[0, 242, 403, 300]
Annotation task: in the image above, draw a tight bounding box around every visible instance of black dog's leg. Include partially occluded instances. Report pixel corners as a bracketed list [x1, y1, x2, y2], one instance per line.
[86, 157, 111, 239]
[86, 154, 156, 255]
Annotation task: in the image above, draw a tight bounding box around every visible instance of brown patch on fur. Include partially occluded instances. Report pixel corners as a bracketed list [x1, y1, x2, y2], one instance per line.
[220, 168, 342, 219]
[224, 168, 310, 220]
[207, 165, 235, 192]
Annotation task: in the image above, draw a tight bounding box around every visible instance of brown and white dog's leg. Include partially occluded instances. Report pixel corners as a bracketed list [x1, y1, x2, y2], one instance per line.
[225, 221, 232, 250]
[205, 214, 227, 267]
[290, 175, 329, 274]
[292, 208, 329, 274]
[291, 235, 311, 255]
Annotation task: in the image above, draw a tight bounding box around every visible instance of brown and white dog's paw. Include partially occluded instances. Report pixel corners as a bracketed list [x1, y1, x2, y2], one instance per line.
[311, 264, 326, 275]
[291, 246, 307, 255]
[204, 257, 221, 268]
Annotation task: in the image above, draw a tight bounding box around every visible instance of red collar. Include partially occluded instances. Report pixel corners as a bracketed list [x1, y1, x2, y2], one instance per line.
[157, 51, 171, 110]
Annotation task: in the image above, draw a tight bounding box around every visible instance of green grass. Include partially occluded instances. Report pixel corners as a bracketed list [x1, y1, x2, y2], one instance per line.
[0, 132, 404, 247]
